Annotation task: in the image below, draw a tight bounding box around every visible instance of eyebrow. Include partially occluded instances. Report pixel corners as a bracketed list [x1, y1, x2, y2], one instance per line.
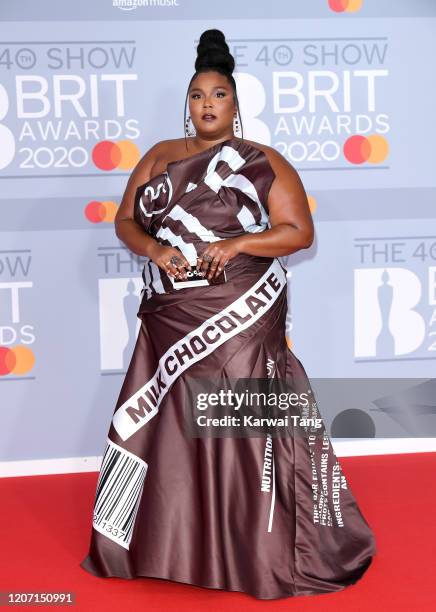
[189, 86, 229, 93]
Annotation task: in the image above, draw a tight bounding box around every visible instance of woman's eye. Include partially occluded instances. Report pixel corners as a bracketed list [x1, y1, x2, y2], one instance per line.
[191, 92, 225, 99]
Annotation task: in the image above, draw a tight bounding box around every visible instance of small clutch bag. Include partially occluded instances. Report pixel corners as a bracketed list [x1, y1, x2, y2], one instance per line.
[169, 266, 227, 289]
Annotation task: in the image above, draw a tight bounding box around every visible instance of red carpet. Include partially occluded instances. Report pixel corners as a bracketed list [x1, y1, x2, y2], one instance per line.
[1, 452, 435, 611]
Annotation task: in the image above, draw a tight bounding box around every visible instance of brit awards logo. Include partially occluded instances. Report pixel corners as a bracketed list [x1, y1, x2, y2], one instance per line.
[354, 234, 436, 361]
[233, 23, 389, 171]
[0, 41, 142, 174]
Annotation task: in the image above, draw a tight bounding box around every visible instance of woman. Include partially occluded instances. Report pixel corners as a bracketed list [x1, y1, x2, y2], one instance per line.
[80, 29, 377, 600]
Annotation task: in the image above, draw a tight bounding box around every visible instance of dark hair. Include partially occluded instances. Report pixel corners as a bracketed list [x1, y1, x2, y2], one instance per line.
[183, 29, 243, 149]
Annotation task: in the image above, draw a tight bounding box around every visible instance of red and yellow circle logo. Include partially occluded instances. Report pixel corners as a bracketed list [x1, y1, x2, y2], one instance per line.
[307, 195, 317, 214]
[85, 200, 118, 223]
[343, 134, 389, 164]
[0, 345, 35, 376]
[328, 0, 363, 12]
[92, 140, 140, 171]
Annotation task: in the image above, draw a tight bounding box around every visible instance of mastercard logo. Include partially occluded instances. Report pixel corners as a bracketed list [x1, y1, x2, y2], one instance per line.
[92, 139, 140, 171]
[85, 200, 119, 223]
[307, 195, 317, 214]
[0, 345, 35, 376]
[328, 0, 363, 12]
[343, 134, 389, 164]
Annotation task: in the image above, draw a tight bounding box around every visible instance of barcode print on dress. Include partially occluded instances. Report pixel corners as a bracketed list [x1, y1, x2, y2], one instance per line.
[92, 438, 148, 550]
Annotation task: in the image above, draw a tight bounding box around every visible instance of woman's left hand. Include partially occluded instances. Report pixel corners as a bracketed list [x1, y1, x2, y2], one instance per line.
[197, 236, 244, 280]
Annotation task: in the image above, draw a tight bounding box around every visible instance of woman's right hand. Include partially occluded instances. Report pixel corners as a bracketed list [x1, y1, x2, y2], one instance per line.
[149, 243, 192, 279]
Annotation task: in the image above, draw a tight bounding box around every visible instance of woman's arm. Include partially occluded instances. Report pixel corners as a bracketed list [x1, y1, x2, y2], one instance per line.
[237, 146, 314, 257]
[114, 143, 161, 258]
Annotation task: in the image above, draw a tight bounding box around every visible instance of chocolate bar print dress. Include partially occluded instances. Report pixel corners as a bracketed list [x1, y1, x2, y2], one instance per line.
[80, 137, 377, 599]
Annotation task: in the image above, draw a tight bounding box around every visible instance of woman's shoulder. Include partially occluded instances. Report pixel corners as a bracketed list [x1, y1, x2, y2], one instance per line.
[139, 138, 174, 163]
[144, 137, 201, 160]
[134, 139, 179, 182]
[141, 138, 201, 175]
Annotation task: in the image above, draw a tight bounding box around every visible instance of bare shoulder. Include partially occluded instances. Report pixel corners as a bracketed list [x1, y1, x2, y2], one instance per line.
[123, 138, 183, 189]
[161, 137, 209, 161]
[132, 139, 167, 177]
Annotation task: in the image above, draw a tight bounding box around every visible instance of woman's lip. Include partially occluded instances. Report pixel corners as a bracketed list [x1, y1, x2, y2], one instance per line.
[202, 114, 216, 120]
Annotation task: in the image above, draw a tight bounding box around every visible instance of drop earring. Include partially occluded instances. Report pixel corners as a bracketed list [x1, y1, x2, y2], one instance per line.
[185, 115, 196, 137]
[233, 111, 241, 135]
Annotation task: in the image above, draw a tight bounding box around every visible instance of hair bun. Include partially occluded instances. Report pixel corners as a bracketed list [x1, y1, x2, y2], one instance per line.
[195, 29, 235, 75]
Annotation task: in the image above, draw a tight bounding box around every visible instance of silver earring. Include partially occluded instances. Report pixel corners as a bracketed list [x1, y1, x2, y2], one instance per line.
[233, 112, 241, 135]
[185, 115, 196, 137]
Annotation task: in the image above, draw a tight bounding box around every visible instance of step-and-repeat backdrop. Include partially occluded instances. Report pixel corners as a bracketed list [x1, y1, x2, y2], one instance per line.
[1, 0, 435, 470]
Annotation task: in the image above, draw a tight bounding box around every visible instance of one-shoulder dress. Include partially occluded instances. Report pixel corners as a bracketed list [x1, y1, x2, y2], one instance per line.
[80, 137, 377, 599]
